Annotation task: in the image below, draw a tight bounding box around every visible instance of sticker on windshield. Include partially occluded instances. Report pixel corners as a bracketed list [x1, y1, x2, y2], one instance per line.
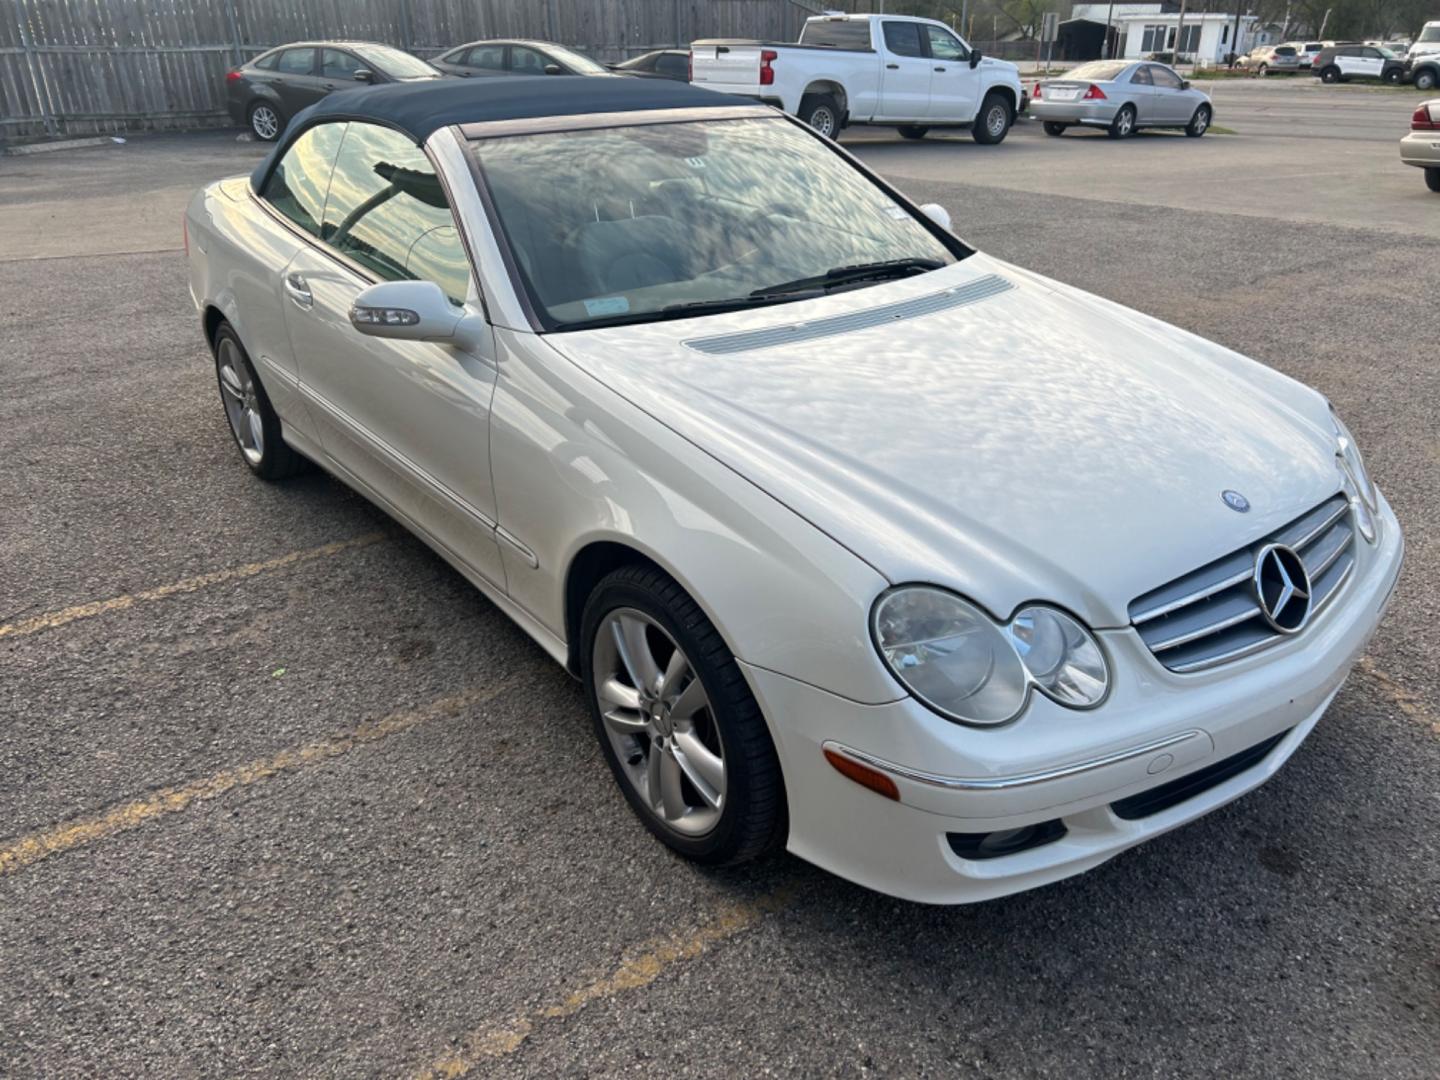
[583, 296, 630, 317]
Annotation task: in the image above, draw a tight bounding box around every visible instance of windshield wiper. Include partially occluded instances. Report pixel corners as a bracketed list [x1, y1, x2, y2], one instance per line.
[660, 289, 825, 317]
[754, 257, 945, 298]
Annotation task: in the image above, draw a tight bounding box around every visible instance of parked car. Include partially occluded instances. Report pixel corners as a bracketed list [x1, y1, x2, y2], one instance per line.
[608, 48, 691, 81]
[1294, 41, 1327, 68]
[1312, 44, 1406, 83]
[186, 75, 1402, 903]
[1032, 60, 1213, 138]
[1234, 45, 1301, 75]
[429, 39, 611, 78]
[1407, 21, 1440, 63]
[225, 41, 441, 141]
[690, 13, 1024, 144]
[1405, 52, 1439, 91]
[1399, 99, 1440, 192]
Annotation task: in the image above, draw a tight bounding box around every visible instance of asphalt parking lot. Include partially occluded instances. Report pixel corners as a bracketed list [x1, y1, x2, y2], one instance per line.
[2, 79, 1437, 1077]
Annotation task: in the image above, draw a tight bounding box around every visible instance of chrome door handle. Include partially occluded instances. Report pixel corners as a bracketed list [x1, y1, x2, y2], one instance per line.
[284, 272, 313, 308]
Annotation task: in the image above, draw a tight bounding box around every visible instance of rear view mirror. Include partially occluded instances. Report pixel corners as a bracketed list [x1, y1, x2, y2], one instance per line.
[349, 280, 487, 352]
[919, 203, 952, 231]
[353, 68, 373, 82]
[969, 50, 982, 68]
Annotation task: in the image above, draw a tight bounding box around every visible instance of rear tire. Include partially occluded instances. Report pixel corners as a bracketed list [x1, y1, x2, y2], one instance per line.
[1042, 121, 1068, 136]
[1383, 67, 1401, 85]
[580, 564, 786, 866]
[1108, 103, 1136, 139]
[971, 91, 1013, 144]
[1426, 167, 1440, 193]
[1319, 66, 1340, 83]
[1185, 104, 1212, 137]
[798, 93, 841, 138]
[246, 100, 283, 141]
[212, 324, 307, 480]
[896, 124, 929, 140]
[1257, 63, 1268, 77]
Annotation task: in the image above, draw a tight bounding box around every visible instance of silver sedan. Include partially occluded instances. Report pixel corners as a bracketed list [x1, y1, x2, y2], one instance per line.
[1031, 60, 1214, 138]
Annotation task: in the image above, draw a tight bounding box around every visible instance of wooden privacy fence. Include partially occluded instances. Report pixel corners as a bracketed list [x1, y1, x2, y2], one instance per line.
[0, 0, 828, 142]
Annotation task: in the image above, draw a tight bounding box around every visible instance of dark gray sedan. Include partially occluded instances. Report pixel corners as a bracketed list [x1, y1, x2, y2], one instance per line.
[1031, 60, 1213, 138]
[429, 39, 613, 79]
[225, 42, 442, 141]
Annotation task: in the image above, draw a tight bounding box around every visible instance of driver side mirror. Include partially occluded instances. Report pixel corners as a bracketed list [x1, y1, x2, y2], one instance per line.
[969, 49, 982, 68]
[349, 280, 487, 353]
[919, 203, 952, 231]
[353, 68, 373, 82]
[544, 63, 562, 75]
[1181, 78, 1191, 89]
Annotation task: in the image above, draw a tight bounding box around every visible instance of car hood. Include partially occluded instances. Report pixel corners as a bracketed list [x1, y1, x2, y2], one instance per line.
[545, 254, 1340, 628]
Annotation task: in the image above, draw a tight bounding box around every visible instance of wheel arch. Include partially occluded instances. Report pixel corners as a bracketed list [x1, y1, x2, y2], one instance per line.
[564, 539, 672, 675]
[801, 79, 847, 116]
[983, 82, 1018, 116]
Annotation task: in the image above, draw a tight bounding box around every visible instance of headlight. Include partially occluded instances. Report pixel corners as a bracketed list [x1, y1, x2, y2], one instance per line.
[1331, 408, 1378, 542]
[872, 587, 1109, 727]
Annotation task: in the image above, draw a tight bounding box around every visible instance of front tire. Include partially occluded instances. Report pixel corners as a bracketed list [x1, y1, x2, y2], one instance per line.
[212, 324, 306, 480]
[1257, 63, 1268, 77]
[1383, 67, 1401, 85]
[1415, 68, 1438, 91]
[1043, 121, 1068, 136]
[246, 100, 283, 141]
[896, 124, 929, 140]
[1185, 104, 1212, 137]
[580, 564, 786, 866]
[1319, 66, 1340, 84]
[798, 93, 841, 138]
[971, 91, 1013, 144]
[1108, 103, 1136, 139]
[1426, 167, 1440, 193]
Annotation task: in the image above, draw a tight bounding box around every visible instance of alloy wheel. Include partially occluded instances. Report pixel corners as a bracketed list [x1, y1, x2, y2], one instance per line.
[986, 104, 1008, 137]
[217, 338, 265, 465]
[592, 607, 726, 837]
[250, 105, 279, 140]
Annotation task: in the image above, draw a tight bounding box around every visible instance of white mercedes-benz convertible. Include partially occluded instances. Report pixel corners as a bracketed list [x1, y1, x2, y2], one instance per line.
[186, 76, 1402, 903]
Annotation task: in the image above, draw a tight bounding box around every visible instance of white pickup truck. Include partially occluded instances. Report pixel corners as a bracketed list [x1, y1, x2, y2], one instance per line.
[690, 13, 1025, 144]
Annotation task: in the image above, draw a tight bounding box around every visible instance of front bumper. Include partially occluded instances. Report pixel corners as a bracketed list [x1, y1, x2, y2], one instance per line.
[1400, 130, 1440, 168]
[745, 492, 1403, 904]
[1029, 99, 1118, 126]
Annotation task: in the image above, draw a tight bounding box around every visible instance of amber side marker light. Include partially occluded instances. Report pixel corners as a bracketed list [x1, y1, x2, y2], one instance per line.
[824, 749, 900, 801]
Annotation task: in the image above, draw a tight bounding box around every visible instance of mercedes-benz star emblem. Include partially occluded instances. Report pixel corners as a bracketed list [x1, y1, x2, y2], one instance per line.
[1222, 490, 1251, 513]
[1253, 543, 1312, 634]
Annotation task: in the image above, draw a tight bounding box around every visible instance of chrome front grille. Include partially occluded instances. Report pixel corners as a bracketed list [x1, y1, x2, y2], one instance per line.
[1129, 494, 1355, 673]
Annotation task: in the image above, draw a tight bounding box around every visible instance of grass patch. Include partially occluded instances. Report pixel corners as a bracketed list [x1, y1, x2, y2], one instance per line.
[1208, 124, 1239, 134]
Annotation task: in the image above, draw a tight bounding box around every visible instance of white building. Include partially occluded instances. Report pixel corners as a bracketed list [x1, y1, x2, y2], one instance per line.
[1115, 11, 1259, 63]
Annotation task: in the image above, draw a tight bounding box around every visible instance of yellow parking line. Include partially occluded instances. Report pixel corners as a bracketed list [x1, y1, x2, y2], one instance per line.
[0, 681, 514, 877]
[413, 884, 795, 1079]
[0, 532, 385, 640]
[1356, 657, 1439, 735]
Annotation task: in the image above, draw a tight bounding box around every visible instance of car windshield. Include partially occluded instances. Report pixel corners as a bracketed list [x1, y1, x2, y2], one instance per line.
[352, 44, 435, 79]
[1062, 61, 1129, 81]
[1418, 26, 1440, 43]
[470, 117, 959, 331]
[544, 44, 608, 74]
[1377, 45, 1399, 58]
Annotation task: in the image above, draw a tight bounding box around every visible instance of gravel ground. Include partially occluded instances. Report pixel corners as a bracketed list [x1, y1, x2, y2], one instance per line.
[1, 92, 1436, 1078]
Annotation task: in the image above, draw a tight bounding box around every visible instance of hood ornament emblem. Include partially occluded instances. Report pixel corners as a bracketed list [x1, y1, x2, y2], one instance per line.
[1253, 543, 1312, 634]
[1222, 490, 1250, 513]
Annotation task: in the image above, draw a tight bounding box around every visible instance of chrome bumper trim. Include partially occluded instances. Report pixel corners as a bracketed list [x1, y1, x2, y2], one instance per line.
[822, 730, 1206, 792]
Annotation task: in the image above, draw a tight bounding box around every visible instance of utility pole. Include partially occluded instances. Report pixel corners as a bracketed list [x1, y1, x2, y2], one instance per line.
[1173, 0, 1188, 66]
[1230, 3, 1245, 64]
[1105, 0, 1117, 58]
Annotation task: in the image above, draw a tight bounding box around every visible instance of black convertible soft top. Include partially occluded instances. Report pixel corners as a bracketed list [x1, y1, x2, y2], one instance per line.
[249, 75, 754, 192]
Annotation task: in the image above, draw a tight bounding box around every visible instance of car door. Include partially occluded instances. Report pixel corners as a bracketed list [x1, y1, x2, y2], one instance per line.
[1355, 46, 1385, 78]
[508, 44, 555, 76]
[923, 24, 980, 121]
[280, 121, 506, 587]
[319, 48, 370, 93]
[1147, 63, 1190, 122]
[272, 47, 326, 113]
[456, 43, 510, 78]
[1126, 63, 1156, 122]
[876, 21, 931, 120]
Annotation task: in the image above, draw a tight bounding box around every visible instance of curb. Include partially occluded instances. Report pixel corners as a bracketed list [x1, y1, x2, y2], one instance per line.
[3, 136, 120, 156]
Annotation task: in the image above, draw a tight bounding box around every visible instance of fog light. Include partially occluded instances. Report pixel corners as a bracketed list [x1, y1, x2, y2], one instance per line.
[947, 819, 1066, 860]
